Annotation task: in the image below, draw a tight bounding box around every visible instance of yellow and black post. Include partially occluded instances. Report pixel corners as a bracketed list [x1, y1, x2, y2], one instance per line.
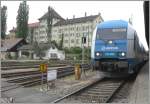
[75, 64, 81, 80]
[39, 64, 47, 91]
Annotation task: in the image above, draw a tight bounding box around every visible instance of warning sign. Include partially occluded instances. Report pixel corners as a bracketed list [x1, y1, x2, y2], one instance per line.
[39, 64, 47, 73]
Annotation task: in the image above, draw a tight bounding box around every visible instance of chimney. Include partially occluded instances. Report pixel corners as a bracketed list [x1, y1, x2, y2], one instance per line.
[85, 12, 87, 17]
[66, 17, 68, 20]
[73, 15, 75, 19]
[98, 12, 101, 15]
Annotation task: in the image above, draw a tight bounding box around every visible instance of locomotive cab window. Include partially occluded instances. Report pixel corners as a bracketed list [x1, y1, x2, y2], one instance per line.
[96, 28, 127, 40]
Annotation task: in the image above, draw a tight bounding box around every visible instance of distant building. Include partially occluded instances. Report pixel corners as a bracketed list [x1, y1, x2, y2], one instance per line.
[42, 47, 65, 60]
[7, 23, 40, 43]
[7, 27, 16, 39]
[53, 13, 103, 48]
[36, 8, 104, 48]
[27, 22, 40, 43]
[8, 8, 104, 49]
[37, 8, 64, 43]
[17, 43, 65, 60]
[1, 38, 27, 60]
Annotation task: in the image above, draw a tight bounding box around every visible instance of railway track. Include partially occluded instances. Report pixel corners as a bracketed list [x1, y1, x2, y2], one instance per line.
[1, 64, 67, 70]
[1, 64, 90, 91]
[53, 78, 126, 103]
[1, 83, 22, 92]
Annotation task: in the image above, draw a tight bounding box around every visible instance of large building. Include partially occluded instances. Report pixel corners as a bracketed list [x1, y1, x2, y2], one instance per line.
[34, 7, 104, 48]
[27, 22, 40, 43]
[53, 13, 103, 48]
[37, 8, 64, 43]
[8, 8, 104, 48]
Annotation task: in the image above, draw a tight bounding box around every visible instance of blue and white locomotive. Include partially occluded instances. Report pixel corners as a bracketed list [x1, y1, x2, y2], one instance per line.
[91, 20, 146, 77]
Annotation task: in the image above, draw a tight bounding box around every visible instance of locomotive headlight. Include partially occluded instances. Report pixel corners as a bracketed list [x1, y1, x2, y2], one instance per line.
[96, 52, 102, 56]
[108, 40, 113, 44]
[121, 52, 125, 56]
[96, 52, 100, 56]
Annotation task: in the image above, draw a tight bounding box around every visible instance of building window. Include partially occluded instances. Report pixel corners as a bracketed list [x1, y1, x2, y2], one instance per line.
[65, 40, 68, 43]
[71, 39, 74, 43]
[91, 25, 93, 29]
[86, 26, 89, 30]
[76, 27, 78, 31]
[76, 33, 78, 36]
[82, 26, 85, 31]
[50, 53, 58, 59]
[79, 33, 81, 37]
[76, 39, 79, 44]
[58, 29, 61, 33]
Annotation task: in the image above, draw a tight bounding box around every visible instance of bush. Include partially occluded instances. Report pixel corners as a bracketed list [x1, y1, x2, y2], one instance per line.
[64, 47, 82, 54]
[65, 47, 91, 60]
[5, 53, 12, 59]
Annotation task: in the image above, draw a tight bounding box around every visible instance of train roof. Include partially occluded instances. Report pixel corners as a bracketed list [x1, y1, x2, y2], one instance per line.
[97, 20, 128, 29]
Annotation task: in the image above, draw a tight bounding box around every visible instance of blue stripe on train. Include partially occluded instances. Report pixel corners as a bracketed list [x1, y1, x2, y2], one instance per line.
[95, 40, 127, 52]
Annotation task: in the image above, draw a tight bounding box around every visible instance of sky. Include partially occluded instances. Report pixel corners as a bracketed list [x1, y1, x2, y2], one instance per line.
[1, 1, 148, 50]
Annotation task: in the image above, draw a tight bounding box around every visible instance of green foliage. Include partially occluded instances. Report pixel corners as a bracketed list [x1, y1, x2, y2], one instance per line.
[16, 1, 29, 39]
[29, 28, 34, 44]
[64, 47, 82, 54]
[64, 47, 91, 60]
[33, 41, 45, 59]
[5, 53, 12, 59]
[84, 47, 91, 59]
[51, 40, 59, 49]
[1, 6, 7, 39]
[58, 33, 64, 50]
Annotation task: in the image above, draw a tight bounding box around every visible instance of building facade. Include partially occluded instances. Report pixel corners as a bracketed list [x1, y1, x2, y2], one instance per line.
[27, 22, 40, 43]
[52, 13, 103, 48]
[32, 8, 104, 48]
[37, 8, 64, 43]
[8, 8, 104, 48]
[7, 27, 16, 39]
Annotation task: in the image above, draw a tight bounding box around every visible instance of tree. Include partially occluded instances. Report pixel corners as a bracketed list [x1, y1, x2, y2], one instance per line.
[1, 6, 7, 39]
[51, 40, 59, 48]
[59, 33, 64, 50]
[30, 28, 34, 44]
[47, 6, 53, 44]
[33, 41, 45, 59]
[16, 0, 29, 39]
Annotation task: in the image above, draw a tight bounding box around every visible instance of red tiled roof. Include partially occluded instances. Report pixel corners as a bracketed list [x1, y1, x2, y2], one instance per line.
[9, 22, 40, 32]
[28, 22, 39, 28]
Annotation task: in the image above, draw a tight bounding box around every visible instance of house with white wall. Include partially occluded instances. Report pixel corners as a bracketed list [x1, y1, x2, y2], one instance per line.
[18, 43, 65, 60]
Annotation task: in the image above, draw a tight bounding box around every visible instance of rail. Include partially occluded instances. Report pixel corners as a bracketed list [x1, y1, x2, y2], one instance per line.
[53, 78, 126, 103]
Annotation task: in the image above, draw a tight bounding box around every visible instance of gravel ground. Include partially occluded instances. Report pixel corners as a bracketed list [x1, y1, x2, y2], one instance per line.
[1, 70, 102, 103]
[109, 80, 135, 103]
